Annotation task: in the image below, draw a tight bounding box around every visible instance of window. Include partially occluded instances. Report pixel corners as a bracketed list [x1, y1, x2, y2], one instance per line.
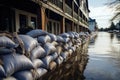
[47, 21, 52, 33]
[31, 17, 36, 28]
[53, 22, 56, 34]
[19, 14, 27, 28]
[47, 20, 60, 35]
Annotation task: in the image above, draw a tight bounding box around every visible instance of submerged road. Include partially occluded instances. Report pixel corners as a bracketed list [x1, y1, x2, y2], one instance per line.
[84, 32, 120, 80]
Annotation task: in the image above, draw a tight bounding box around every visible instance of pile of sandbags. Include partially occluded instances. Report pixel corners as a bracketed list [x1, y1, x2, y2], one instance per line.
[0, 30, 90, 80]
[0, 34, 34, 80]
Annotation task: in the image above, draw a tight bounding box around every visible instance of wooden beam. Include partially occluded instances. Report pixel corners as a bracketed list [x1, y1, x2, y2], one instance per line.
[60, 17, 65, 33]
[41, 7, 46, 30]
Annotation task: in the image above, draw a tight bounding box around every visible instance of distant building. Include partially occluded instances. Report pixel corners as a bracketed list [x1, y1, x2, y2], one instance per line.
[89, 18, 98, 32]
[116, 21, 120, 31]
[0, 0, 90, 34]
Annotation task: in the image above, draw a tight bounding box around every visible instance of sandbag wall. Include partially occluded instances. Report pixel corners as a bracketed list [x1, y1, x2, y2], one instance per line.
[0, 30, 90, 80]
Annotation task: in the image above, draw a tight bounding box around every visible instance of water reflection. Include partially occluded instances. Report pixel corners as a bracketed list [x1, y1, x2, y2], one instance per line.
[84, 32, 120, 80]
[41, 42, 89, 80]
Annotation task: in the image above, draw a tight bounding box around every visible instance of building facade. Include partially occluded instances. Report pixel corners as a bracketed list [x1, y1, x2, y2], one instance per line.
[89, 18, 98, 32]
[0, 0, 89, 34]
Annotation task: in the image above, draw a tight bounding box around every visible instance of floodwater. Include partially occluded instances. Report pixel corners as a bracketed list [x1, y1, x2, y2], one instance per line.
[84, 32, 120, 80]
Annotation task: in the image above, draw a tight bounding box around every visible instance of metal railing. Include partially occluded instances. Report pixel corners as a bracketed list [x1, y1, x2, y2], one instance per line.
[48, 0, 63, 9]
[74, 12, 78, 20]
[65, 4, 72, 16]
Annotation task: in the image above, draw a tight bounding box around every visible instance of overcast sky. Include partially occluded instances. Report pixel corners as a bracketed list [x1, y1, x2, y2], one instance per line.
[88, 0, 114, 28]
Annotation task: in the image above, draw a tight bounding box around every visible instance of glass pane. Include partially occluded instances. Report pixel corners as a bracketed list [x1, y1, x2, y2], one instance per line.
[31, 17, 36, 29]
[19, 14, 27, 28]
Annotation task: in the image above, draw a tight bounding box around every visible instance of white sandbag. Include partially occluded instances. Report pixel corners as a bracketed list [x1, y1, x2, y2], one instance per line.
[13, 71, 33, 80]
[60, 51, 70, 61]
[19, 35, 38, 54]
[26, 29, 48, 38]
[2, 76, 17, 80]
[1, 54, 34, 77]
[51, 41, 58, 47]
[55, 56, 63, 65]
[30, 46, 46, 60]
[68, 49, 73, 56]
[49, 61, 57, 70]
[0, 48, 15, 55]
[42, 56, 53, 69]
[69, 46, 76, 52]
[0, 36, 16, 48]
[37, 35, 51, 44]
[44, 43, 56, 55]
[48, 33, 57, 41]
[56, 46, 62, 55]
[56, 36, 64, 42]
[32, 59, 46, 68]
[0, 65, 5, 77]
[63, 44, 69, 51]
[68, 41, 73, 47]
[35, 68, 47, 79]
[60, 33, 70, 38]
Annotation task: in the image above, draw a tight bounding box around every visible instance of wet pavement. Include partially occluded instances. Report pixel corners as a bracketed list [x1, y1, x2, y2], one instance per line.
[84, 32, 120, 80]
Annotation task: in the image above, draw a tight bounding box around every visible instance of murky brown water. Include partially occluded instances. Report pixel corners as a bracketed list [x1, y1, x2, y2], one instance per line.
[84, 32, 120, 80]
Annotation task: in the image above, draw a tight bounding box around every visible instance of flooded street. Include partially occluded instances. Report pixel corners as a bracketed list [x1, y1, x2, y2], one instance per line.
[84, 32, 120, 80]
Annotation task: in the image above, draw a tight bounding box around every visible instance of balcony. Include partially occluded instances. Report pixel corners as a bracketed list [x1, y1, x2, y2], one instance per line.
[74, 12, 78, 20]
[48, 0, 63, 9]
[65, 4, 72, 16]
[79, 16, 82, 22]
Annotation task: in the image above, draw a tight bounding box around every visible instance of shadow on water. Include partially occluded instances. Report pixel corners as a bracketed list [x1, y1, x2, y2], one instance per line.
[84, 32, 120, 80]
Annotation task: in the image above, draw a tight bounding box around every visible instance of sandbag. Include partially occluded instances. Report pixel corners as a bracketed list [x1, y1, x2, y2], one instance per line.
[67, 32, 75, 38]
[51, 41, 58, 47]
[0, 48, 15, 55]
[42, 56, 53, 69]
[32, 59, 46, 68]
[26, 29, 48, 38]
[48, 33, 57, 41]
[55, 56, 63, 65]
[68, 41, 73, 47]
[44, 43, 56, 55]
[1, 54, 34, 77]
[60, 51, 70, 61]
[63, 38, 70, 43]
[50, 52, 58, 60]
[0, 65, 5, 77]
[56, 36, 64, 42]
[63, 44, 69, 51]
[0, 36, 16, 48]
[2, 76, 17, 80]
[60, 33, 70, 38]
[49, 61, 57, 70]
[14, 71, 33, 80]
[56, 46, 62, 55]
[35, 68, 47, 79]
[73, 32, 79, 38]
[69, 46, 76, 52]
[68, 49, 73, 56]
[18, 35, 38, 54]
[30, 46, 46, 60]
[37, 35, 51, 44]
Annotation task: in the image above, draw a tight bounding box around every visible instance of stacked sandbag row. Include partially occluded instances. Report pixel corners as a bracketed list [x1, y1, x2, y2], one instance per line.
[0, 34, 34, 80]
[0, 30, 90, 80]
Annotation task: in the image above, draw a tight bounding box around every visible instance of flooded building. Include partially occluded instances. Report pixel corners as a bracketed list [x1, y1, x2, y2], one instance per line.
[0, 0, 90, 34]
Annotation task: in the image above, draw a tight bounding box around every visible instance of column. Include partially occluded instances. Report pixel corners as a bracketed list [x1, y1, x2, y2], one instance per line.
[61, 17, 65, 33]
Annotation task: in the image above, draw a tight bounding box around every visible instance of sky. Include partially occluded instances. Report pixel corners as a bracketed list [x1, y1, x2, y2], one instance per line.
[88, 0, 114, 28]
